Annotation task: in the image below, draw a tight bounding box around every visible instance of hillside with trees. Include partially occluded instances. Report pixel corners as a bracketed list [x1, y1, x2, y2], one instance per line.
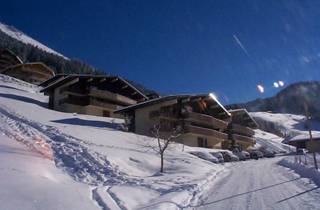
[0, 29, 158, 96]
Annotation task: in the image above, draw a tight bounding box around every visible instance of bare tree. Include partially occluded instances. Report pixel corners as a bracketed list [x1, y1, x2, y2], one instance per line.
[150, 124, 181, 173]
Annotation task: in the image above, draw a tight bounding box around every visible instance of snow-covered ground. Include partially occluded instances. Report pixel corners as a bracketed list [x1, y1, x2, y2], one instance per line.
[252, 112, 320, 142]
[0, 22, 67, 59]
[254, 129, 294, 153]
[279, 157, 320, 187]
[0, 134, 99, 210]
[1, 74, 319, 209]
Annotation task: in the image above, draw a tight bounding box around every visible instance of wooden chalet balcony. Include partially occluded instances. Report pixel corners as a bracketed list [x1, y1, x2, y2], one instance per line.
[0, 60, 9, 65]
[62, 90, 87, 97]
[183, 111, 228, 130]
[230, 124, 255, 137]
[184, 124, 228, 140]
[62, 97, 89, 106]
[89, 98, 123, 110]
[89, 88, 137, 106]
[159, 111, 178, 120]
[231, 134, 255, 144]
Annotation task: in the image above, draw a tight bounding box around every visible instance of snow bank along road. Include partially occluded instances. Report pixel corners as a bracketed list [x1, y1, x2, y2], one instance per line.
[195, 156, 320, 210]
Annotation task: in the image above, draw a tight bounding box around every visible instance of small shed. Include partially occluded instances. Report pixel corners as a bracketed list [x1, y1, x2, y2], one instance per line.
[0, 62, 55, 84]
[287, 132, 320, 152]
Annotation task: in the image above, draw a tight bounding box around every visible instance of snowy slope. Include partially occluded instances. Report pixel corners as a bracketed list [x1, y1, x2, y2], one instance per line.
[254, 129, 294, 153]
[0, 22, 67, 59]
[0, 134, 99, 210]
[252, 112, 320, 142]
[1, 74, 320, 209]
[0, 74, 226, 210]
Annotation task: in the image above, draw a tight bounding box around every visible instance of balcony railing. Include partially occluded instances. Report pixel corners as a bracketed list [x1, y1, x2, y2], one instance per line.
[231, 134, 255, 144]
[89, 88, 137, 105]
[184, 124, 228, 140]
[89, 98, 122, 110]
[61, 96, 89, 106]
[183, 111, 228, 130]
[230, 124, 255, 136]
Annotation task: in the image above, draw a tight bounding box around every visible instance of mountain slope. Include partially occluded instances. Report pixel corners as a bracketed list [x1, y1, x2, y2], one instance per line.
[250, 111, 320, 144]
[0, 22, 67, 59]
[0, 21, 158, 96]
[0, 24, 103, 75]
[228, 81, 320, 120]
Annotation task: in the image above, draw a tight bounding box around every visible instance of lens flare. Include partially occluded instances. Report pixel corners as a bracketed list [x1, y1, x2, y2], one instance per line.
[273, 82, 279, 88]
[278, 80, 284, 86]
[257, 85, 264, 93]
[209, 93, 218, 101]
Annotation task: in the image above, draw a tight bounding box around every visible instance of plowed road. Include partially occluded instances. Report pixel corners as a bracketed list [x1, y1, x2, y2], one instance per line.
[197, 157, 320, 210]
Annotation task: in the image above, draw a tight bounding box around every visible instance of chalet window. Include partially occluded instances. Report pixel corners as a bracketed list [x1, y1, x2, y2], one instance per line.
[160, 105, 178, 118]
[103, 110, 110, 117]
[159, 119, 178, 131]
[197, 137, 208, 148]
[149, 110, 160, 119]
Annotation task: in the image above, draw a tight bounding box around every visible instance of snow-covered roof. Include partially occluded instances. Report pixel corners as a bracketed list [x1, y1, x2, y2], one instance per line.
[288, 132, 320, 142]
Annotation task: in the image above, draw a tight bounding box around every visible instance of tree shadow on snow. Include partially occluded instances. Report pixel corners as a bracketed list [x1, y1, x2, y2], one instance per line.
[0, 93, 47, 108]
[51, 118, 121, 129]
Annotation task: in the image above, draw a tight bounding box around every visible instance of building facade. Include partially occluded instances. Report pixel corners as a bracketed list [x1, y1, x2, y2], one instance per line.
[1, 63, 55, 84]
[227, 109, 258, 150]
[41, 75, 152, 118]
[115, 94, 233, 149]
[0, 49, 55, 84]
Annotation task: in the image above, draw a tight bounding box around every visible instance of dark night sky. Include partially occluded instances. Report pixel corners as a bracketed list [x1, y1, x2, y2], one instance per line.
[1, 0, 320, 104]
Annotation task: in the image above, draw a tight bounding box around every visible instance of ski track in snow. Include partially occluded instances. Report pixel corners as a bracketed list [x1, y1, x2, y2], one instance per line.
[0, 106, 126, 185]
[92, 187, 111, 210]
[0, 105, 131, 209]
